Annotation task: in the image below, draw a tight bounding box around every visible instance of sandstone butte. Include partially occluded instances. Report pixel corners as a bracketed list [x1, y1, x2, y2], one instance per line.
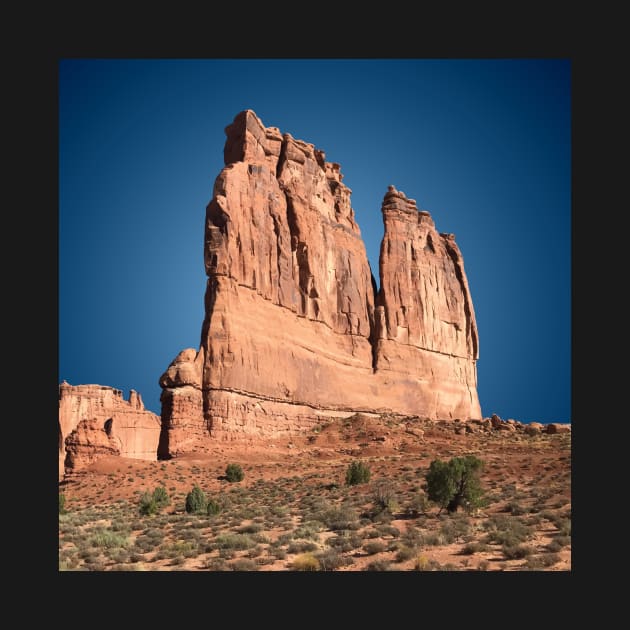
[157, 110, 482, 457]
[59, 382, 160, 479]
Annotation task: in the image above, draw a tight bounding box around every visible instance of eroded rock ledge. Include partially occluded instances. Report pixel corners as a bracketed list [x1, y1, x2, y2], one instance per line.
[59, 382, 160, 478]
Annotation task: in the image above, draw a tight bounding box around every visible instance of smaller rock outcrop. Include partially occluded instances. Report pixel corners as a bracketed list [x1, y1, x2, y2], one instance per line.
[59, 382, 161, 478]
[546, 423, 571, 435]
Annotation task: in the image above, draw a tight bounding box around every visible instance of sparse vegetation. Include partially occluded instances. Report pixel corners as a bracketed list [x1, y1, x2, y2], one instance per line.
[345, 460, 371, 486]
[425, 455, 485, 514]
[372, 482, 398, 514]
[292, 553, 320, 571]
[185, 485, 207, 514]
[207, 499, 221, 516]
[363, 541, 387, 555]
[225, 463, 245, 483]
[57, 412, 570, 571]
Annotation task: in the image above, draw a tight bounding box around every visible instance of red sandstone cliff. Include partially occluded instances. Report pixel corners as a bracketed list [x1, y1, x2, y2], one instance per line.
[59, 382, 161, 478]
[159, 110, 481, 456]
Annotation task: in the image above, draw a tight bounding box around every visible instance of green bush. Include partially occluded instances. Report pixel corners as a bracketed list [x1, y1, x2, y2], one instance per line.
[425, 455, 485, 514]
[207, 498, 221, 516]
[152, 486, 170, 508]
[345, 461, 371, 486]
[89, 530, 129, 549]
[185, 485, 208, 514]
[59, 493, 66, 514]
[139, 492, 158, 516]
[225, 463, 245, 483]
[139, 486, 171, 515]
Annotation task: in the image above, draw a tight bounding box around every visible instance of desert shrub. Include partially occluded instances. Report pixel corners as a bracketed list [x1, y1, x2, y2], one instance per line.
[502, 544, 534, 560]
[152, 486, 170, 508]
[326, 532, 363, 552]
[439, 515, 471, 543]
[207, 499, 221, 516]
[376, 524, 400, 538]
[525, 553, 561, 569]
[425, 455, 485, 514]
[59, 493, 66, 514]
[292, 553, 320, 571]
[214, 533, 255, 550]
[414, 555, 435, 571]
[293, 521, 324, 539]
[287, 540, 318, 554]
[556, 518, 571, 536]
[462, 542, 488, 555]
[365, 559, 391, 571]
[477, 560, 490, 571]
[316, 549, 352, 571]
[506, 501, 526, 516]
[225, 463, 245, 483]
[89, 530, 129, 549]
[402, 526, 424, 548]
[363, 541, 387, 555]
[550, 535, 571, 550]
[107, 549, 130, 564]
[185, 485, 207, 514]
[139, 492, 158, 516]
[229, 558, 258, 571]
[345, 461, 371, 486]
[484, 515, 532, 546]
[246, 545, 263, 558]
[276, 533, 294, 546]
[236, 523, 262, 534]
[256, 556, 275, 566]
[406, 492, 429, 517]
[394, 546, 416, 562]
[318, 506, 360, 531]
[372, 482, 399, 514]
[422, 533, 445, 546]
[205, 557, 228, 571]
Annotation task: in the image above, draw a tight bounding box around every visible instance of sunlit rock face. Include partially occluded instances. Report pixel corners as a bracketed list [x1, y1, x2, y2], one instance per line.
[159, 110, 481, 455]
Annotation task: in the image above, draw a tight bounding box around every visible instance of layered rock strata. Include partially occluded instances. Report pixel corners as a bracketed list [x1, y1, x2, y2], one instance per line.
[59, 382, 161, 478]
[159, 110, 481, 456]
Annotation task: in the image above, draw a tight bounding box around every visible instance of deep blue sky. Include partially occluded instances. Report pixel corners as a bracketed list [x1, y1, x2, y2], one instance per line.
[59, 59, 570, 423]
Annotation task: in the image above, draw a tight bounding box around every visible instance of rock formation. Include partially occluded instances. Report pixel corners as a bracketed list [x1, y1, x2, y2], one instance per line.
[159, 110, 481, 456]
[59, 382, 161, 478]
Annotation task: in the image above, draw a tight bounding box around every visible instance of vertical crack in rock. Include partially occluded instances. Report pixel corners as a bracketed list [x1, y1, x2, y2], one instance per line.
[442, 235, 479, 359]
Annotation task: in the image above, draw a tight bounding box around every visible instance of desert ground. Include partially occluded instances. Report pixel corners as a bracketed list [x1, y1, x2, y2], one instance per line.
[58, 414, 571, 571]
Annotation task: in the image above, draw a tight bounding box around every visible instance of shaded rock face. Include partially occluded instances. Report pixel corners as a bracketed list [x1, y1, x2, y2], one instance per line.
[59, 382, 161, 478]
[160, 110, 481, 455]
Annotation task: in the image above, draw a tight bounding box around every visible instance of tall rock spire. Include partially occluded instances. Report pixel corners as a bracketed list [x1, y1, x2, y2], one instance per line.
[159, 112, 481, 456]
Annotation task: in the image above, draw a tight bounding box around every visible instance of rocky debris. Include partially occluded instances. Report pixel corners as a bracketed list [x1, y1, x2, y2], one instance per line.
[490, 414, 503, 429]
[59, 382, 161, 478]
[160, 110, 482, 455]
[546, 423, 571, 435]
[405, 427, 425, 439]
